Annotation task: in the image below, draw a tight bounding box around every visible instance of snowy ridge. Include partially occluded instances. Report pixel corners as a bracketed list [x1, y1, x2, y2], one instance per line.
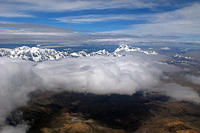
[170, 54, 192, 63]
[113, 44, 158, 57]
[0, 44, 158, 62]
[0, 46, 68, 62]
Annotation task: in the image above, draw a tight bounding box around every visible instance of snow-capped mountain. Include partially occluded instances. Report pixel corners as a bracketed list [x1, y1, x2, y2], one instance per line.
[70, 50, 89, 57]
[0, 44, 158, 61]
[90, 49, 111, 56]
[170, 54, 192, 63]
[0, 46, 68, 62]
[113, 44, 158, 57]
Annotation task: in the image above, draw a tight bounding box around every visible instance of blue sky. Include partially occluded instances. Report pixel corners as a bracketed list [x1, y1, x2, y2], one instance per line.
[0, 0, 200, 46]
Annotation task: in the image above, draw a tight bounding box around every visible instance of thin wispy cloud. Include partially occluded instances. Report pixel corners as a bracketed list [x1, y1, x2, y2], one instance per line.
[1, 0, 155, 13]
[0, 23, 89, 45]
[0, 22, 182, 46]
[106, 3, 200, 35]
[0, 0, 199, 45]
[0, 0, 155, 18]
[56, 14, 141, 23]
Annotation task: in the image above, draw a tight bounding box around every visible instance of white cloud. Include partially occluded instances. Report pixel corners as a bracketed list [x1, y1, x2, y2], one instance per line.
[156, 83, 200, 104]
[0, 3, 200, 45]
[186, 75, 200, 85]
[0, 22, 184, 45]
[0, 55, 163, 130]
[35, 56, 163, 94]
[108, 3, 200, 37]
[160, 47, 170, 50]
[0, 1, 33, 18]
[0, 56, 162, 125]
[1, 125, 28, 133]
[0, 53, 199, 132]
[0, 59, 41, 123]
[56, 14, 141, 23]
[2, 0, 155, 12]
[0, 23, 89, 45]
[0, 12, 32, 18]
[0, 0, 155, 18]
[55, 2, 200, 38]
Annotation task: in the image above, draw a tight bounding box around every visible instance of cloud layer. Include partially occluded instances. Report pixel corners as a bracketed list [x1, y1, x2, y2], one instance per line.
[154, 83, 200, 103]
[1, 125, 28, 133]
[0, 54, 199, 132]
[0, 59, 41, 123]
[0, 0, 155, 17]
[186, 75, 200, 85]
[35, 56, 162, 94]
[0, 2, 200, 45]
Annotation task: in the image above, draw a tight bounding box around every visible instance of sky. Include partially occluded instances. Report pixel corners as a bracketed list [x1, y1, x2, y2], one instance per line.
[0, 0, 200, 46]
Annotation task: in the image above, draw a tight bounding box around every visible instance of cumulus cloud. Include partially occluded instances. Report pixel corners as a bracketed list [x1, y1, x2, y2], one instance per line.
[35, 56, 163, 94]
[0, 55, 199, 132]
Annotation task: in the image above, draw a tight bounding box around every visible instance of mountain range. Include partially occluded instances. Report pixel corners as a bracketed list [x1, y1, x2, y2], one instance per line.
[0, 44, 158, 62]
